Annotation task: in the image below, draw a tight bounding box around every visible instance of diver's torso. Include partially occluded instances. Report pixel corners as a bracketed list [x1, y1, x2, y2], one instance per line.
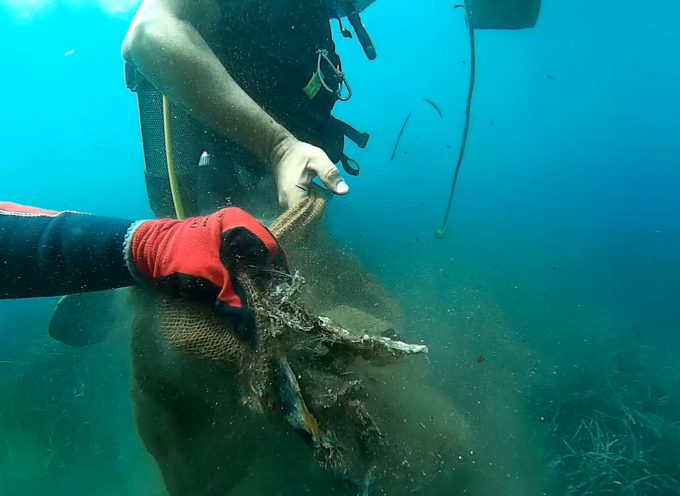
[139, 0, 344, 219]
[202, 0, 342, 218]
[210, 0, 339, 141]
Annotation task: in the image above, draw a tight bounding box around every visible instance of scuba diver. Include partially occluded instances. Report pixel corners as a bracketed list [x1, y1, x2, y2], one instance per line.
[121, 0, 403, 329]
[0, 201, 284, 336]
[122, 0, 376, 219]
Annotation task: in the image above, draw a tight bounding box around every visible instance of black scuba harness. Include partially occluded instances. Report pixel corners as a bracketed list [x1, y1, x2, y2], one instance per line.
[214, 0, 377, 176]
[332, 0, 377, 61]
[305, 0, 379, 175]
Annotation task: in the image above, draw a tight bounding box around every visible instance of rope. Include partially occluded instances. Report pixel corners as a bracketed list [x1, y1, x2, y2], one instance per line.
[436, 2, 476, 238]
[316, 49, 352, 102]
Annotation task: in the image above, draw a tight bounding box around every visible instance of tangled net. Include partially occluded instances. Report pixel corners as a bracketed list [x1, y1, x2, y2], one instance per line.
[130, 194, 473, 495]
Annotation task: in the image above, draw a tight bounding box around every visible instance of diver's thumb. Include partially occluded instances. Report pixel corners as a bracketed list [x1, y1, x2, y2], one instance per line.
[313, 161, 349, 196]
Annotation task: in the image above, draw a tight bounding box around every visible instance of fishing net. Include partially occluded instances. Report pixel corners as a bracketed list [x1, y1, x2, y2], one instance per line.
[130, 194, 475, 495]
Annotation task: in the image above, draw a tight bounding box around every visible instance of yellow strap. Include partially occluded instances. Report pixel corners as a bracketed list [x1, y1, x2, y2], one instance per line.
[162, 95, 186, 220]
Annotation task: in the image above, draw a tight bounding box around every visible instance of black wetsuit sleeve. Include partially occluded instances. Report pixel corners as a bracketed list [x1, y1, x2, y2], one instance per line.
[0, 210, 137, 299]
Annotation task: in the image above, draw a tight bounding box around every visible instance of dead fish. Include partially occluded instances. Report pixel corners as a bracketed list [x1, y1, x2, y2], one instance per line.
[276, 357, 323, 442]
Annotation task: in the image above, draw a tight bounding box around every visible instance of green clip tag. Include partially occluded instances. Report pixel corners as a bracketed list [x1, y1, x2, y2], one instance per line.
[303, 72, 322, 100]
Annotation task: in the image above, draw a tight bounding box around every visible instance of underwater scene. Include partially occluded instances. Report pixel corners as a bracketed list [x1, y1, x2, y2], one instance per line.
[1, 0, 679, 495]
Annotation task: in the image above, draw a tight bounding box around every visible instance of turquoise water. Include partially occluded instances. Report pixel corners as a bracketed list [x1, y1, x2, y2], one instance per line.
[1, 1, 679, 494]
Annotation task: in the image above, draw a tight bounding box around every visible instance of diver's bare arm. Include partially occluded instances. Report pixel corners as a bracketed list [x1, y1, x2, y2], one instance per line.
[122, 0, 295, 167]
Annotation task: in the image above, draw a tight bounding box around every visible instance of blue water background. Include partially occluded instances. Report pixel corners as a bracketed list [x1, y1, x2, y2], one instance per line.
[0, 0, 678, 494]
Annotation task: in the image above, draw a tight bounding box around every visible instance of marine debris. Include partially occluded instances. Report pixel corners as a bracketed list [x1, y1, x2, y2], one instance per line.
[423, 98, 443, 118]
[390, 98, 443, 162]
[130, 194, 474, 495]
[390, 113, 411, 161]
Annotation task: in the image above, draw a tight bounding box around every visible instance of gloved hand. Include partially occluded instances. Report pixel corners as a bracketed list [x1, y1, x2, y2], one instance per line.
[128, 207, 286, 339]
[271, 137, 349, 209]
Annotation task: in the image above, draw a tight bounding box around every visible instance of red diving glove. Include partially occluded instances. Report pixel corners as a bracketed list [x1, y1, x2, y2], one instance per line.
[128, 207, 286, 340]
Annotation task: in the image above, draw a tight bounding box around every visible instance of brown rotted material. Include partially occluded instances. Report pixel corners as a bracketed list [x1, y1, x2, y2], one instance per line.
[130, 195, 476, 495]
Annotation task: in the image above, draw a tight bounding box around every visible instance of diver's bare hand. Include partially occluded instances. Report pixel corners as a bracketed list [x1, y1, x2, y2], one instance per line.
[270, 138, 349, 209]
